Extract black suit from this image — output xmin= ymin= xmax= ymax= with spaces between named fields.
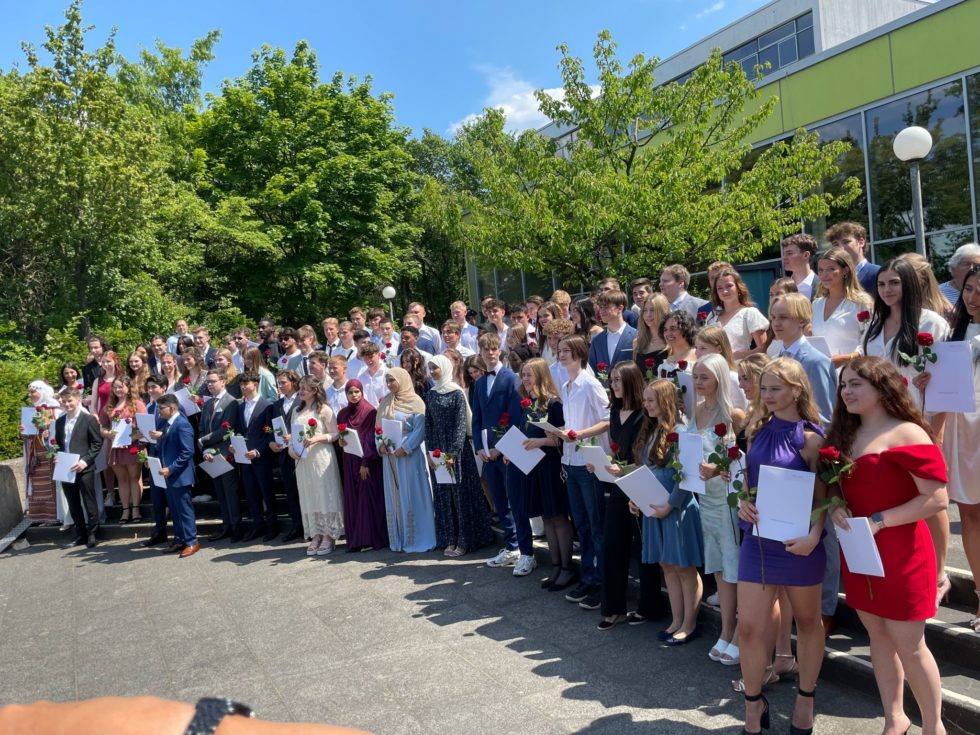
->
xmin=54 ymin=411 xmax=104 ymax=538
xmin=235 ymin=396 xmax=276 ymax=532
xmin=272 ymin=394 xmax=302 ymax=531
xmin=202 ymin=346 xmax=217 ymax=369
xmin=199 ymin=392 xmax=242 ymax=532
xmin=82 ymin=361 xmax=103 ymax=390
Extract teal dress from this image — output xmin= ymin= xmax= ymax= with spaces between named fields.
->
xmin=379 ymin=410 xmax=436 ymax=553
xmin=640 ymin=439 xmax=704 ymax=568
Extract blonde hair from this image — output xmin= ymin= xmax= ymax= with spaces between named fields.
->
xmin=771 ymin=292 xmax=813 ymax=326
xmin=216 ymin=348 xmax=239 ymax=380
xmin=694 ymin=326 xmax=736 ymax=370
xmin=550 ymin=289 xmax=572 ymax=307
xmin=520 ymin=357 xmax=560 ymax=402
xmin=747 ymin=357 xmax=822 ymax=441
xmin=896 ymin=252 xmax=952 ymax=314
xmin=695 ymin=353 xmax=735 ymax=437
xmin=635 ymin=293 xmax=670 ymax=353
xmin=635 ymin=379 xmax=681 ymax=467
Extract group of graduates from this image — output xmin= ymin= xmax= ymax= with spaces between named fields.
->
xmin=20 ymin=221 xmax=980 ymax=735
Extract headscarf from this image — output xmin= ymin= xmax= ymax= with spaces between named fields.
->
xmin=428 ymin=354 xmax=471 ymax=432
xmin=338 ymin=379 xmax=374 ymax=428
xmin=376 ymin=367 xmax=426 ymax=426
xmin=29 ymin=380 xmax=60 ymax=410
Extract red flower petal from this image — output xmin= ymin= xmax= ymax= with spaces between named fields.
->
xmin=432 ymin=449 xmax=442 ymax=458
xmin=677 ymin=360 xmax=688 ymax=370
xmin=666 ymin=432 xmax=679 ymax=443
xmin=713 ymin=423 xmax=727 ymax=438
xmin=916 ymin=332 xmax=934 ymax=347
xmin=308 ymin=418 xmax=317 ymax=427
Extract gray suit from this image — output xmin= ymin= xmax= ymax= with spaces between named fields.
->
xmin=671 ymin=292 xmax=709 ymax=320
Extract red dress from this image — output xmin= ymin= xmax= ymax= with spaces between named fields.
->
xmin=840 ymin=444 xmax=947 ymax=621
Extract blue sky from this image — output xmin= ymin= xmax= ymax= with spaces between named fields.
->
xmin=0 ymin=0 xmax=769 ymax=137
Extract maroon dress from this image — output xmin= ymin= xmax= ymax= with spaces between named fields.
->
xmin=337 ymin=387 xmax=389 ymax=551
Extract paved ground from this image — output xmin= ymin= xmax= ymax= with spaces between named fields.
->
xmin=1 ymin=537 xmax=891 ymax=734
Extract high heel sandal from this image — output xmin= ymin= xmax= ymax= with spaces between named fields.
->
xmin=118 ymin=507 xmax=131 ymax=524
xmin=789 ymin=687 xmax=815 ymax=735
xmin=970 ymin=590 xmax=980 ymax=633
xmin=937 ymin=573 xmax=951 ymax=607
xmin=131 ymin=504 xmax=143 ymax=523
xmin=773 ymin=652 xmax=799 ymax=679
xmin=741 ymin=692 xmax=769 ymax=734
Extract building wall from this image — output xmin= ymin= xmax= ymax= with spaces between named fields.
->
xmin=817 ymin=0 xmax=935 ymax=49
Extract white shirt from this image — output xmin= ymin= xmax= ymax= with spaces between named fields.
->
xmin=560 ymin=370 xmax=610 ymax=466
xmin=485 ymin=361 xmax=503 ymax=396
xmin=243 ymin=396 xmax=258 ymax=426
xmin=811 ymin=297 xmax=867 ymax=358
xmin=605 ymin=322 xmax=627 ymax=362
xmin=64 ymin=409 xmax=81 ymax=463
xmin=420 ymin=323 xmax=443 ymax=354
xmin=445 ymin=344 xmax=475 ymax=358
xmin=326 ymin=382 xmax=349 ymax=416
xmin=796 ymin=271 xmax=817 ymax=300
xmin=768 ymin=335 xmax=807 ymax=358
xmin=705 ymin=306 xmax=769 ymax=354
xmin=282 ymin=394 xmax=297 ymax=418
xmin=356 ymin=365 xmax=389 ymax=407
xmin=231 ymin=350 xmax=244 ymax=372
xmin=459 ymin=323 xmax=479 ymax=353
xmin=346 ymin=356 xmax=366 ymax=379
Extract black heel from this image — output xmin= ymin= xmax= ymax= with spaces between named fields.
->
xmin=742 ymin=692 xmax=769 ymax=734
xmin=789 ymin=687 xmax=815 ymax=735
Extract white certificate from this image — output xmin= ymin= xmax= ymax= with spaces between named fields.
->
xmin=924 ymin=340 xmax=977 ymax=413
xmin=52 ymin=452 xmax=80 ymax=483
xmin=430 ymin=452 xmax=457 ymax=484
xmin=474 ymin=430 xmax=487 ymax=475
xmin=677 ymin=432 xmax=706 ymax=494
xmin=837 ymin=516 xmax=885 ymax=577
xmin=174 ymin=388 xmax=201 ymax=417
xmin=20 ymin=407 xmax=39 ymax=436
xmin=111 ymin=419 xmax=133 ymax=448
xmin=494 ymin=425 xmax=544 ymax=475
xmin=578 ymin=444 xmax=619 ymax=483
xmin=290 ymin=422 xmax=307 ymax=459
xmin=808 ymin=335 xmax=832 ymax=358
xmin=530 ymin=420 xmax=563 ymax=433
xmin=678 ymin=372 xmax=696 ymax=420
xmin=381 ymin=418 xmax=404 ymax=448
xmin=146 ymin=456 xmax=167 ymax=488
xmin=230 ymin=434 xmax=251 ymax=464
xmin=753 ymin=465 xmax=815 ymax=542
xmin=270 ymin=416 xmax=288 ymax=446
xmin=341 ymin=429 xmax=363 ymax=458
xmin=135 ymin=412 xmax=157 ymax=444
xmin=199 ymin=453 xmax=235 ymax=478
xmin=615 ymin=465 xmax=670 ymax=516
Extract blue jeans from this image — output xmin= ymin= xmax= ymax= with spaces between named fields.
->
xmin=505 ymin=463 xmax=533 ymax=556
xmin=565 ymin=464 xmax=604 ymax=585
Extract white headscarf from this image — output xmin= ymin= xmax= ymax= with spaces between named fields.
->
xmin=29 ymin=380 xmax=59 ymax=409
xmin=428 ymin=354 xmax=471 ymax=433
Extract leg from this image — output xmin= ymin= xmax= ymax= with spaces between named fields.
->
xmin=124 ymin=464 xmax=142 ymax=520
xmin=76 ymin=472 xmax=100 ymax=537
xmin=820 ymin=515 xmax=841 ymax=619
xmin=241 ymin=467 xmax=266 ymax=533
xmin=679 ymin=565 xmax=703 ymax=635
xmin=150 ymin=483 xmax=168 ymax=539
xmin=504 ymin=467 xmax=533 ymax=556
xmin=564 ymin=466 xmax=595 ymax=583
xmin=717 ymin=573 xmax=738 ymax=644
xmin=784 ymin=584 xmax=825 ymax=731
xmin=256 ymin=461 xmax=278 ymax=531
xmin=552 ymin=514 xmax=576 ymax=586
xmin=171 ymin=484 xmax=198 ymax=547
xmin=958 ymin=502 xmax=980 ymax=622
xmin=111 ymin=465 xmax=130 ymax=520
xmin=600 ymin=488 xmax=633 ymax=618
xmin=638 ymin=561 xmax=668 ymax=619
xmin=661 ymin=564 xmax=684 ymax=633
xmin=62 ymin=480 xmax=87 ymax=538
xmin=737 ymin=581 xmax=780 ymax=733
xmin=577 ymin=471 xmax=605 ymax=587
xmin=884 ymin=618 xmax=947 ymax=735
xmin=484 ymin=460 xmax=516 ymax=550
xmin=856 ymin=610 xmax=913 ymax=735
xmin=164 ymin=485 xmax=186 ymax=545
xmin=281 ymin=460 xmax=302 ymax=532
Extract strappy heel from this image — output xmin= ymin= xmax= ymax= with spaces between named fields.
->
xmin=789 ymin=687 xmax=815 ymax=735
xmin=742 ymin=691 xmax=769 ymax=734
xmin=131 ymin=504 xmax=143 ymax=523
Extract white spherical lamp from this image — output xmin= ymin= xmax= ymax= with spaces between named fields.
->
xmin=382 ymin=286 xmax=396 ymax=300
xmin=893 ymin=126 xmax=933 ymax=162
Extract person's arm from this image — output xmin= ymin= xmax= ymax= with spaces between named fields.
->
xmin=400 ymin=412 xmax=427 ymax=453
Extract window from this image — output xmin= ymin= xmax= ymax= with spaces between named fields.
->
xmin=804 ymin=114 xmax=868 ymax=244
xmin=968 ymin=73 xmax=980 ymax=222
xmin=721 ymin=12 xmax=815 ymax=79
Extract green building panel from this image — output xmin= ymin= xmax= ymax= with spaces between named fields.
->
xmin=889 ymin=0 xmax=980 ymax=92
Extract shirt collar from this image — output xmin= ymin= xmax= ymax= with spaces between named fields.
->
xmin=782 ymin=336 xmax=806 ymax=355
xmin=167 ymin=413 xmax=179 ymax=426
xmin=608 ymin=322 xmax=627 ymax=336
xmin=670 ymin=291 xmax=688 ymax=308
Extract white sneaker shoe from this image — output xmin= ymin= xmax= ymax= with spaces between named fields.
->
xmin=706 ymin=592 xmax=720 ymax=607
xmin=486 ymin=548 xmax=520 ymax=567
xmin=512 ymin=555 xmax=537 ymax=576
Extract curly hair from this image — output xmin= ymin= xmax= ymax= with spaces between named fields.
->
xmin=104 ymin=375 xmax=140 ymax=418
xmin=659 ymin=310 xmax=699 ymax=347
xmin=633 ymin=379 xmax=680 ymax=468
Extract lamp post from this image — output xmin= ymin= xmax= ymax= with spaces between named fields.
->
xmin=892 ymin=125 xmax=933 ymax=258
xmin=382 ymin=286 xmax=396 ymax=323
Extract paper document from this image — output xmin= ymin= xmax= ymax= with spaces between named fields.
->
xmin=754 ymin=465 xmax=815 ymax=542
xmin=146 ymin=456 xmax=167 ymax=488
xmin=430 ymin=452 xmax=457 ymax=484
xmin=615 ymin=465 xmax=670 ymax=516
xmin=494 ymin=425 xmax=544 ymax=475
xmin=836 ymin=517 xmax=885 ymax=577
xmin=677 ymin=432 xmax=706 ymax=494
xmin=270 ymin=417 xmax=288 ymax=446
xmin=199 ymin=453 xmax=235 ymax=478
xmin=111 ymin=419 xmax=133 ymax=448
xmin=174 ymin=388 xmax=201 ymax=417
xmin=381 ymin=418 xmax=404 ymax=448
xmin=808 ymin=336 xmax=832 ymax=358
xmin=529 ymin=420 xmax=563 ymax=434
xmin=924 ymin=341 xmax=977 ymax=413
xmin=341 ymin=429 xmax=363 ymax=458
xmin=135 ymin=412 xmax=157 ymax=444
xmin=20 ymin=407 xmax=39 ymax=436
xmin=230 ymin=434 xmax=251 ymax=464
xmin=290 ymin=423 xmax=307 ymax=459
xmin=52 ymin=452 xmax=80 ymax=483
xmin=578 ymin=445 xmax=619 ymax=483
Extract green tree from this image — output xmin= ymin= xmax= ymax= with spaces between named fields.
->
xmin=453 ymin=32 xmax=861 ymax=286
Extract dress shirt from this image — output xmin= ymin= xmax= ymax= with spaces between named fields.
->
xmin=560 ymin=369 xmax=610 ymax=466
xmin=670 ymin=292 xmax=689 ymax=312
xmin=796 ymin=271 xmax=817 ymax=300
xmin=243 ymin=396 xmax=258 ymax=427
xmin=459 ymin=323 xmax=480 ymax=353
xmin=605 ymin=322 xmax=627 ymax=362
xmin=282 ymin=394 xmax=297 ymax=417
xmin=231 ymin=351 xmax=244 ymax=372
xmin=485 ymin=361 xmax=503 ymax=396
xmin=356 ymin=366 xmax=389 ymax=407
xmin=326 ymin=382 xmax=349 ymax=416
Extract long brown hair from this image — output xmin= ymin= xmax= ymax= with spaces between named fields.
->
xmin=611 ymin=361 xmax=645 ymax=412
xmin=105 ymin=376 xmax=139 ymax=418
xmin=824 ymin=356 xmax=934 ymax=462
xmin=711 ymin=268 xmax=752 ymax=309
xmin=634 ymin=379 xmax=680 ymax=468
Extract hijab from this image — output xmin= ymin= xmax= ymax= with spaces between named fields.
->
xmin=428 ymin=354 xmax=471 ymax=432
xmin=338 ymin=379 xmax=374 ymax=428
xmin=29 ymin=380 xmax=59 ymax=410
xmin=376 ymin=367 xmax=426 ymax=426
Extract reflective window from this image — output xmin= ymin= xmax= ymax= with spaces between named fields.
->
xmin=968 ymin=73 xmax=980 ymax=221
xmin=804 ymin=114 xmax=868 ymax=245
xmin=718 ymin=12 xmax=815 ymax=79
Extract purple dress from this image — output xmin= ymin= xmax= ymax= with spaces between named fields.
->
xmin=739 ymin=417 xmax=825 ymax=586
xmin=337 ymin=403 xmax=389 ymax=551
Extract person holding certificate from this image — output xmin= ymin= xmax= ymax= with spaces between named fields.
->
xmin=53 ymin=386 xmax=103 ymax=547
xmin=100 ymin=376 xmax=146 ymax=524
xmin=827 ymin=356 xmax=949 ymax=735
xmin=735 ymin=358 xmax=827 ymax=735
xmin=941 ymin=264 xmax=980 ymax=631
xmin=336 ymin=379 xmax=388 ymax=552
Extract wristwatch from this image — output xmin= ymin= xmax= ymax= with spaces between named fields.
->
xmin=184 ymin=698 xmax=254 ymax=735
xmin=871 ymin=512 xmax=886 ymax=531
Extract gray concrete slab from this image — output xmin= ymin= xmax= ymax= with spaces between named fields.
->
xmin=0 ymin=538 xmax=896 ymax=733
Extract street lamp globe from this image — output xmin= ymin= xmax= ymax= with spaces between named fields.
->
xmin=382 ymin=286 xmax=396 ymax=300
xmin=893 ymin=126 xmax=933 ymax=162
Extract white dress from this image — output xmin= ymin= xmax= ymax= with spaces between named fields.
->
xmin=706 ymin=307 xmax=769 ymax=354
xmin=293 ymin=405 xmax=345 ymax=539
xmin=942 ymin=325 xmax=980 ymax=504
xmin=811 ymin=297 xmax=867 ymax=359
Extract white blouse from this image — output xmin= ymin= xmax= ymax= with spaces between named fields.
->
xmin=811 ymin=297 xmax=869 ymax=359
xmin=706 ymin=306 xmax=769 ymax=354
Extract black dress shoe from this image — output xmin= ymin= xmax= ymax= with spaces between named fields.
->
xmin=230 ymin=528 xmax=244 ymax=543
xmin=68 ymin=536 xmax=87 ymax=547
xmin=86 ymin=533 xmax=98 ymax=548
xmin=243 ymin=527 xmax=266 ymax=542
xmin=142 ymin=535 xmax=168 ymax=548
xmin=263 ymin=528 xmax=279 ymax=542
xmin=207 ymin=528 xmax=231 ymax=542
xmin=281 ymin=527 xmax=303 ymax=543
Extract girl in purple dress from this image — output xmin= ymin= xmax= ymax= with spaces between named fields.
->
xmin=735 ymin=358 xmax=827 ymax=735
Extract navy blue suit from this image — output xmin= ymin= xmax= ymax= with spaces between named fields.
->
xmin=145 ymin=402 xmax=169 ymax=539
xmin=235 ymin=396 xmax=277 ymax=532
xmin=587 ymin=324 xmax=637 ymax=374
xmin=788 ymin=339 xmax=838 ymax=426
xmin=272 ymin=394 xmax=302 ymax=531
xmin=472 ymin=364 xmax=520 ymax=551
xmin=159 ymin=414 xmax=198 ymax=545
xmin=623 ymin=309 xmax=638 ymax=328
xmin=857 ymin=260 xmax=881 ymax=296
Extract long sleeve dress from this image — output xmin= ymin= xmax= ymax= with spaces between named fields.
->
xmin=337 ymin=405 xmax=388 ymax=552
xmin=379 ymin=410 xmax=436 ymax=552
xmin=425 ymin=390 xmax=494 ymax=552
xmin=293 ymin=404 xmax=345 ymax=540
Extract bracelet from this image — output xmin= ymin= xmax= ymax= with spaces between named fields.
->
xmin=183 ymin=697 xmax=254 ymax=735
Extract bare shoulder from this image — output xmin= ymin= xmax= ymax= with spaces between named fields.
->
xmin=888 ymin=420 xmax=931 ymax=447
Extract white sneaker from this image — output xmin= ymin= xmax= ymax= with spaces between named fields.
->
xmin=486 ymin=548 xmax=520 ymax=567
xmin=706 ymin=592 xmax=720 ymax=607
xmin=512 ymin=555 xmax=537 ymax=576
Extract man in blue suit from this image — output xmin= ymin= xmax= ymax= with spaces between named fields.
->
xmin=137 ymin=374 xmax=170 ymax=547
xmin=155 ymin=394 xmax=200 ymax=558
xmin=588 ymin=289 xmax=637 ymax=375
xmin=471 ymin=332 xmax=522 ymax=569
xmin=233 ymin=370 xmax=277 ymax=542
xmin=827 ymin=221 xmax=880 ymax=296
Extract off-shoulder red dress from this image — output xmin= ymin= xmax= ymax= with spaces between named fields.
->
xmin=839 ymin=444 xmax=947 ymax=621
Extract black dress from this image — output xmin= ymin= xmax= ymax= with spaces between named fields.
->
xmin=520 ymin=399 xmax=567 ymax=518
xmin=634 ymin=348 xmax=669 ymax=379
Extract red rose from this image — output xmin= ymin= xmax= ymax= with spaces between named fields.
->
xmin=916 ymin=332 xmax=934 ymax=347
xmin=308 ymin=418 xmax=317 ymax=427
xmin=902 ymin=376 xmax=909 ymax=387
xmin=597 ymin=362 xmax=607 ymax=372
xmin=567 ymin=429 xmax=578 ymax=440
xmin=379 ymin=353 xmax=387 ymax=360
xmin=129 ymin=446 xmax=139 ymax=455
xmin=677 ymin=360 xmax=688 ymax=370
xmin=609 ymin=441 xmax=620 ymax=453
xmin=432 ymin=448 xmax=442 ymax=458
xmin=499 ymin=411 xmax=510 ymax=427
xmin=226 ymin=453 xmax=234 ymax=462
xmin=713 ymin=423 xmax=727 ymax=438
xmin=75 ymin=382 xmax=84 ymax=390
xmin=262 ymin=425 xmax=272 ymax=434
xmin=666 ymin=432 xmax=679 ymax=443
xmin=263 ymin=349 xmax=271 ymax=357
xmin=644 ymin=358 xmax=655 ymax=368
xmin=221 ymin=421 xmax=230 ymax=429
xmin=819 ymin=446 xmax=841 ymax=462
xmin=520 ymin=398 xmax=532 ymax=409
xmin=182 ymin=377 xmax=190 ymax=384
xmin=856 ymin=310 xmax=871 ymax=323
xmin=125 ymin=418 xmax=132 ymax=424
xmin=337 ymin=423 xmax=347 ymax=433
xmin=727 ymin=446 xmax=740 ymax=460
xmin=375 ymin=427 xmax=383 ymax=435
xmin=195 ymin=397 xmax=205 ymax=406
xmin=385 ymin=342 xmax=392 ymax=349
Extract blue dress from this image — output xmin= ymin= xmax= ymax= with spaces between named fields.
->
xmin=379 ymin=410 xmax=437 ymax=553
xmin=740 ymin=416 xmax=825 ymax=586
xmin=640 ymin=439 xmax=704 ymax=568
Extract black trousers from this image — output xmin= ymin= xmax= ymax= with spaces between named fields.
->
xmin=600 ymin=485 xmax=669 ymax=618
xmin=63 ymin=470 xmax=100 ymax=537
xmin=279 ymin=457 xmax=302 ymax=529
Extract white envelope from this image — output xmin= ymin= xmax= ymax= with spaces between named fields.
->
xmin=111 ymin=419 xmax=133 ymax=448
xmin=146 ymin=456 xmax=167 ymax=488
xmin=924 ymin=340 xmax=977 ymax=413
xmin=20 ymin=407 xmax=39 ymax=436
xmin=677 ymin=432 xmax=706 ymax=494
xmin=430 ymin=452 xmax=457 ymax=484
xmin=381 ymin=418 xmax=404 ymax=448
xmin=341 ymin=428 xmax=363 ymax=458
xmin=837 ymin=516 xmax=885 ymax=577
xmin=174 ymin=388 xmax=201 ymax=417
xmin=615 ymin=465 xmax=671 ymax=516
xmin=135 ymin=412 xmax=157 ymax=444
xmin=199 ymin=453 xmax=235 ymax=478
xmin=753 ymin=465 xmax=815 ymax=542
xmin=578 ymin=444 xmax=619 ymax=483
xmin=270 ymin=416 xmax=288 ymax=446
xmin=52 ymin=452 xmax=80 ymax=483
xmin=230 ymin=434 xmax=251 ymax=464
xmin=494 ymin=425 xmax=544 ymax=475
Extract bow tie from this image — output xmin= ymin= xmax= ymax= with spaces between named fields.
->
xmin=486 ymin=370 xmax=497 ymax=376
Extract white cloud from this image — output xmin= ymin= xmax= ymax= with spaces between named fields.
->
xmin=696 ymin=1 xmax=725 ymax=19
xmin=449 ymin=65 xmax=598 ymax=135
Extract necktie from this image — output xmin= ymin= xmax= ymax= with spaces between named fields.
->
xmin=302 ymin=356 xmax=309 ymax=374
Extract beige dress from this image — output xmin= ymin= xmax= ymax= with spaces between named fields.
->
xmin=293 ymin=404 xmax=345 ymax=538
